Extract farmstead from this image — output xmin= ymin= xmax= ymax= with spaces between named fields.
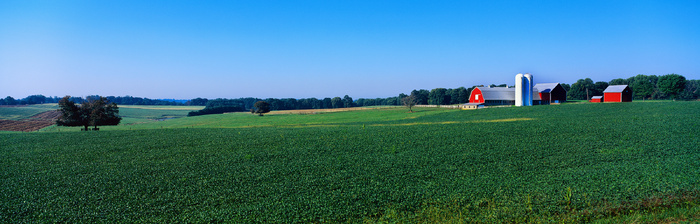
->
xmin=603 ymin=85 xmax=633 ymax=102
xmin=467 ymin=74 xmax=568 ymax=107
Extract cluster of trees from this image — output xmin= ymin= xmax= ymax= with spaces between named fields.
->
xmin=0 ymin=95 xmax=185 ymax=106
xmin=356 ymin=86 xmax=481 ymax=107
xmin=187 ymin=95 xmax=358 ymax=113
xmin=1 ymin=95 xmax=50 ymax=105
xmin=567 ymin=74 xmax=698 ymax=100
xmin=187 ymin=99 xmax=247 ymax=116
xmin=56 ymin=96 xmax=121 ymax=131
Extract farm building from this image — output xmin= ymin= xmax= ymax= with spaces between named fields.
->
xmin=533 ymin=83 xmax=567 ymax=104
xmin=590 ymin=96 xmax=603 ymax=103
xmin=603 ymin=85 xmax=632 ymax=102
xmin=459 ymin=103 xmax=482 ymax=110
xmin=469 ymin=87 xmax=516 ymax=106
xmin=468 ymin=86 xmax=551 ymax=106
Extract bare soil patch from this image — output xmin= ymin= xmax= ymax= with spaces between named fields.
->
xmin=0 ymin=110 xmax=61 ymax=132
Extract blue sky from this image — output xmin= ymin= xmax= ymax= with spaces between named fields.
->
xmin=1 ymin=0 xmax=699 ymax=99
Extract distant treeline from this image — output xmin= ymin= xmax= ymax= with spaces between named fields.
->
xmin=566 ymin=74 xmax=698 ymax=100
xmin=0 ymin=95 xmax=185 ymax=106
xmin=3 ymin=74 xmax=697 ymax=108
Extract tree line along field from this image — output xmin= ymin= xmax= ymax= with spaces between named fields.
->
xmin=1 ymin=102 xmax=699 ymax=222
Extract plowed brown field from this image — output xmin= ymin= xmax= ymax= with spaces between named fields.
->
xmin=0 ymin=110 xmax=61 ymax=132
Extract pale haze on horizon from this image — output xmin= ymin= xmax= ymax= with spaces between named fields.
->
xmin=1 ymin=0 xmax=699 ymax=100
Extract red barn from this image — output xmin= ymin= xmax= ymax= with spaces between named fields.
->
xmin=469 ymin=87 xmax=515 ymax=105
xmin=534 ymin=83 xmax=567 ymax=104
xmin=603 ymin=85 xmax=632 ymax=102
xmin=590 ymin=96 xmax=603 ymax=103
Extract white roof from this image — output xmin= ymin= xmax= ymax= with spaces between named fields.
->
xmin=591 ymin=96 xmax=603 ymax=99
xmin=477 ymin=87 xmax=542 ymax=101
xmin=603 ymin=85 xmax=629 ymax=93
xmin=533 ymin=83 xmax=560 ymax=93
xmin=478 ymin=87 xmax=515 ymax=101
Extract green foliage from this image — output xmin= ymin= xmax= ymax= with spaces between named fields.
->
xmin=428 ymin=88 xmax=449 ymax=105
xmin=187 ymin=99 xmax=245 ymax=116
xmin=657 ymin=74 xmax=687 ymax=100
xmin=2 ymin=102 xmax=699 ymax=222
xmin=252 ymin=101 xmax=271 ymax=116
xmin=56 ymin=96 xmax=122 ymax=130
xmin=568 ymin=78 xmax=595 ymax=100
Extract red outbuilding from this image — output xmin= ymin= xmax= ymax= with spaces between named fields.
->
xmin=534 ymin=83 xmax=567 ymax=104
xmin=590 ymin=96 xmax=603 ymax=103
xmin=603 ymin=85 xmax=632 ymax=102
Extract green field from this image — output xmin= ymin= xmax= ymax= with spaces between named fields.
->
xmin=0 ymin=104 xmax=58 ymax=120
xmin=1 ymin=102 xmax=699 ymax=223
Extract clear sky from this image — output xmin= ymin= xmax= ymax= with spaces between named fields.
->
xmin=1 ymin=0 xmax=699 ymax=99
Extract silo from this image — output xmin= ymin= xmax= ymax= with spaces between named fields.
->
xmin=515 ymin=73 xmax=524 ymax=106
xmin=524 ymin=73 xmax=533 ymax=106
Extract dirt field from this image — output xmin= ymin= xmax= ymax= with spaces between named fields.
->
xmin=0 ymin=110 xmax=61 ymax=132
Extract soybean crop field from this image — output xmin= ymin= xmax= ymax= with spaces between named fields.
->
xmin=1 ymin=102 xmax=699 ymax=223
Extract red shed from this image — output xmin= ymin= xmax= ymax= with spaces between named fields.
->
xmin=603 ymin=85 xmax=632 ymax=102
xmin=590 ymin=96 xmax=603 ymax=103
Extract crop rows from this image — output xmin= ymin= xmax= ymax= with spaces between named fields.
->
xmin=1 ymin=102 xmax=699 ymax=222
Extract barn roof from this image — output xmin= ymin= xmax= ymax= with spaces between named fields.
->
xmin=476 ymin=87 xmax=544 ymax=101
xmin=591 ymin=96 xmax=603 ymax=99
xmin=478 ymin=87 xmax=515 ymax=101
xmin=603 ymin=85 xmax=629 ymax=93
xmin=533 ymin=83 xmax=560 ymax=93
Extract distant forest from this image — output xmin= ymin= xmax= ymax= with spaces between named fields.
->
xmin=2 ymin=74 xmax=697 ymax=109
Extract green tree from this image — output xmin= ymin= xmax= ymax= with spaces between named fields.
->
xmin=401 ymin=94 xmax=417 ymax=112
xmin=456 ymin=87 xmax=469 ymax=104
xmin=631 ymin=74 xmax=656 ymax=100
xmin=679 ymin=80 xmax=699 ymax=100
xmin=609 ymin=78 xmax=628 ymax=85
xmin=428 ymin=88 xmax=448 ymax=105
xmin=593 ymin=81 xmax=609 ymax=96
xmin=410 ymin=89 xmax=429 ymax=105
xmin=657 ymin=74 xmax=687 ymax=100
xmin=343 ymin=95 xmax=354 ymax=108
xmin=331 ymin=97 xmax=343 ymax=108
xmin=2 ymin=96 xmax=17 ymax=105
xmin=252 ymin=101 xmax=271 ymax=116
xmin=568 ymin=78 xmax=595 ymax=100
xmin=560 ymin=83 xmax=571 ymax=92
xmin=56 ymin=96 xmax=121 ymax=131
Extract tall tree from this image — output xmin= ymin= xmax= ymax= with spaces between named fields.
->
xmin=56 ymin=96 xmax=121 ymax=131
xmin=343 ymin=95 xmax=354 ymax=108
xmin=410 ymin=89 xmax=429 ymax=105
xmin=609 ymin=78 xmax=628 ymax=85
xmin=428 ymin=88 xmax=448 ymax=105
xmin=2 ymin=96 xmax=17 ymax=105
xmin=401 ymin=94 xmax=417 ymax=112
xmin=568 ymin=78 xmax=595 ymax=100
xmin=331 ymin=97 xmax=343 ymax=108
xmin=252 ymin=101 xmax=271 ymax=116
xmin=593 ymin=81 xmax=609 ymax=96
xmin=679 ymin=80 xmax=699 ymax=100
xmin=456 ymin=87 xmax=469 ymax=104
xmin=657 ymin=74 xmax=687 ymax=100
xmin=631 ymin=74 xmax=656 ymax=100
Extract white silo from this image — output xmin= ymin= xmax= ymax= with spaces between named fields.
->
xmin=515 ymin=73 xmax=524 ymax=106
xmin=524 ymin=73 xmax=533 ymax=106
